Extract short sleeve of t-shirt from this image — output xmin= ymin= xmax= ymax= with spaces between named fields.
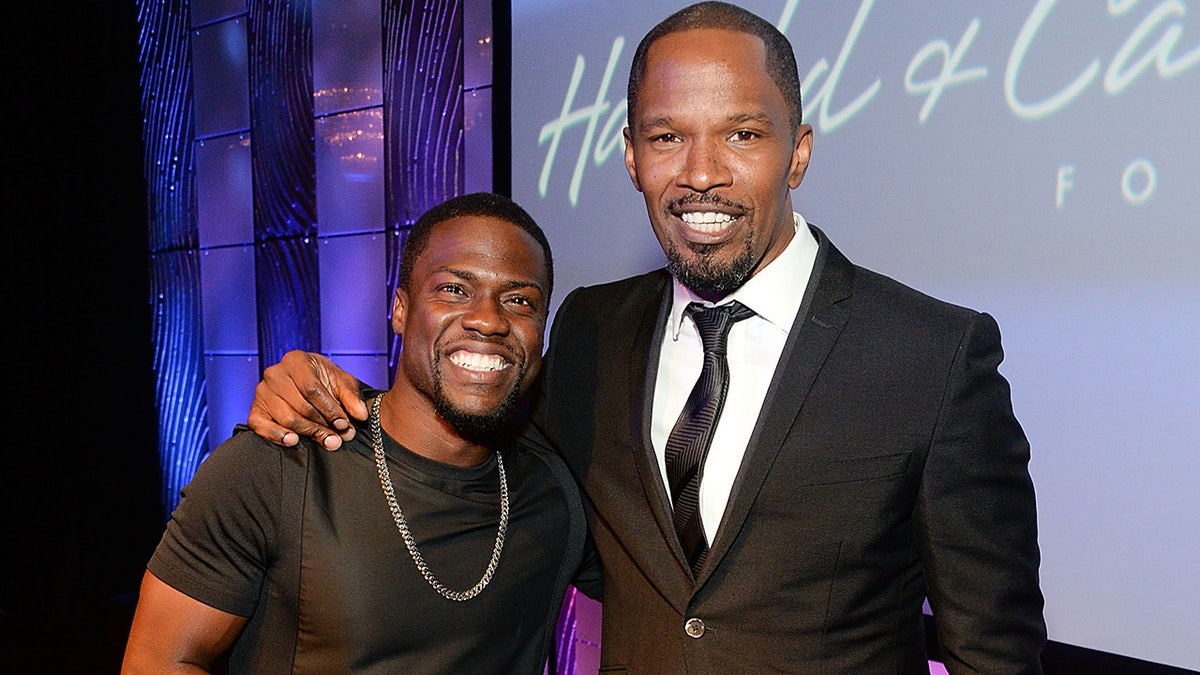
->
xmin=147 ymin=429 xmax=284 ymax=617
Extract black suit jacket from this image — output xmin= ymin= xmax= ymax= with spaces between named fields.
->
xmin=534 ymin=227 xmax=1045 ymax=674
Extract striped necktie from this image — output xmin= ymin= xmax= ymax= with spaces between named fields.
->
xmin=665 ymin=300 xmax=756 ymax=577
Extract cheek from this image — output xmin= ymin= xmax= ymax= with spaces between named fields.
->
xmin=742 ymin=165 xmax=789 ymax=204
xmin=408 ymin=319 xmax=448 ymax=358
xmin=632 ymin=152 xmax=677 ymax=191
xmin=523 ymin=328 xmax=545 ymax=363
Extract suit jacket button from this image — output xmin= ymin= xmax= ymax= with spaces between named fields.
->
xmin=684 ymin=617 xmax=705 ymax=638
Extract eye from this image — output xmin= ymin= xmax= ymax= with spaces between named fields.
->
xmin=438 ymin=283 xmax=467 ymax=296
xmin=730 ymin=129 xmax=759 ymax=142
xmin=506 ymin=294 xmax=536 ymax=309
xmin=502 ymin=291 xmax=543 ymax=315
xmin=650 ymin=132 xmax=681 ymax=144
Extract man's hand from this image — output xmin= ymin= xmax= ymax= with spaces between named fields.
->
xmin=246 ymin=350 xmax=368 ymax=451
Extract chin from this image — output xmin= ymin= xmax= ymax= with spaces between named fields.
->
xmin=436 ymin=390 xmax=523 ymax=440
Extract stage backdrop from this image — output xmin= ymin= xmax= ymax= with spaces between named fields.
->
xmin=512 ymin=0 xmax=1199 ymax=671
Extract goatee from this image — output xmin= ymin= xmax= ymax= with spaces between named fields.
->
xmin=432 ymin=359 xmax=527 ymax=444
xmin=666 ymin=239 xmax=756 ymax=298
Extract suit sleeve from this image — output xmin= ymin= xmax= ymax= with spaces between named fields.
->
xmin=532 ymin=287 xmax=604 ymax=600
xmin=918 ymin=311 xmax=1046 ymax=674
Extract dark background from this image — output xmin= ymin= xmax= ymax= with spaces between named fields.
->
xmin=4 ymin=3 xmax=162 ymax=672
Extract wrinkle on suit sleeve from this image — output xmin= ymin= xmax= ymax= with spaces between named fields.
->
xmin=917 ymin=311 xmax=1047 ymax=674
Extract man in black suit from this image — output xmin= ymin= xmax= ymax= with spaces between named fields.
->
xmin=246 ymin=3 xmax=1046 ymax=672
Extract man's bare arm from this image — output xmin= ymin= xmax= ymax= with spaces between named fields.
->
xmin=121 ymin=572 xmax=248 ymax=673
xmin=246 ymin=350 xmax=368 ymax=451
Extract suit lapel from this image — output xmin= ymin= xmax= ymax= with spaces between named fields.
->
xmin=699 ymin=227 xmax=855 ymax=583
xmin=629 ymin=279 xmax=677 ymax=527
xmin=581 ymin=273 xmax=698 ymax=601
xmin=627 ymin=279 xmax=701 ymax=586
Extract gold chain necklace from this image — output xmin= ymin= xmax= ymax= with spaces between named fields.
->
xmin=370 ymin=395 xmax=508 ymax=602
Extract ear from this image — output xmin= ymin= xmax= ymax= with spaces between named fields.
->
xmin=623 ymin=126 xmax=643 ymax=192
xmin=390 ymin=288 xmax=407 ymax=336
xmin=787 ymin=124 xmax=814 ymax=190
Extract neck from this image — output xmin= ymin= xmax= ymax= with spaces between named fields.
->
xmin=376 ymin=391 xmax=495 ymax=467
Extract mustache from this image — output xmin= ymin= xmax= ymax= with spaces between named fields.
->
xmin=669 ymin=192 xmax=745 ymax=212
xmin=440 ymin=335 xmax=521 ymax=361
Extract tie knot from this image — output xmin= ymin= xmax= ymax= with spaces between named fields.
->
xmin=686 ymin=301 xmax=756 ymax=354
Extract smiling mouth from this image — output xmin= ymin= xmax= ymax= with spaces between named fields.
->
xmin=678 ymin=210 xmax=739 ymax=241
xmin=449 ymin=350 xmax=511 ymax=372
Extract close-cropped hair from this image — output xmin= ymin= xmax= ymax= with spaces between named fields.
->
xmin=626 ymin=1 xmax=804 ymax=131
xmin=398 ymin=192 xmax=554 ymax=301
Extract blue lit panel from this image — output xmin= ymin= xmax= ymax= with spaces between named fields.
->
xmin=329 ymin=354 xmax=390 ymax=395
xmin=464 ymin=87 xmax=493 ymax=195
xmin=315 ymin=109 xmax=385 ymax=235
xmin=312 ymin=0 xmax=382 ymax=117
xmin=254 ymin=237 xmax=321 ymax=366
xmin=463 ymin=0 xmax=493 ymax=91
xmin=190 ymin=0 xmax=245 ymax=27
xmin=319 ymin=233 xmax=389 ymax=354
xmin=382 ymin=0 xmax=464 ymax=230
xmin=141 ymin=0 xmax=209 ymax=517
xmin=191 ymin=17 xmax=249 ymax=138
xmin=139 ymin=0 xmax=484 ymax=553
xmin=204 ymin=353 xmax=261 ymax=452
xmin=197 ymin=134 xmax=254 ymax=248
xmin=200 ymin=244 xmax=257 ymax=352
xmin=150 ymin=249 xmax=209 ymax=515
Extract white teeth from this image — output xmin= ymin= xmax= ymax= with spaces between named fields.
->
xmin=681 ymin=211 xmax=734 ymax=233
xmin=449 ymin=351 xmax=509 ymax=372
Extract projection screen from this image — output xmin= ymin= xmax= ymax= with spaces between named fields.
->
xmin=512 ymin=1 xmax=1199 ymax=670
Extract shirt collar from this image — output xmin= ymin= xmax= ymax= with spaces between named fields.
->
xmin=669 ymin=212 xmax=818 ymax=339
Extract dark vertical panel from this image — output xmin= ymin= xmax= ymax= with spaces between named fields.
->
xmin=383 ymin=0 xmax=465 ymax=376
xmin=491 ymin=0 xmax=511 ymax=196
xmin=138 ymin=0 xmax=211 ymax=516
xmin=249 ymin=0 xmax=320 ymax=367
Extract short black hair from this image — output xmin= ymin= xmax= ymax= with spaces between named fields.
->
xmin=627 ymin=1 xmax=803 ymax=131
xmin=398 ymin=192 xmax=554 ymax=301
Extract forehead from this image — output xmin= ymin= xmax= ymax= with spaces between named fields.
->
xmin=417 ymin=215 xmax=548 ymax=285
xmin=636 ymin=28 xmax=780 ymax=120
xmin=647 ymin=26 xmax=767 ymax=66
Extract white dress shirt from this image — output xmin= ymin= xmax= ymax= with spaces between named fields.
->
xmin=651 ymin=213 xmax=819 ymax=543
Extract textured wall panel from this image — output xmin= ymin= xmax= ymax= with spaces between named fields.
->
xmin=137 ymin=0 xmax=477 ymax=539
xmin=383 ymin=0 xmax=465 ymax=376
xmin=190 ymin=17 xmax=250 ymax=137
xmin=138 ymin=0 xmax=210 ymax=516
xmin=249 ymin=0 xmax=320 ymax=367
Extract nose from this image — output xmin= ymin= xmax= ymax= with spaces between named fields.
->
xmin=461 ymin=296 xmax=510 ymax=336
xmin=677 ymin=137 xmax=732 ymax=192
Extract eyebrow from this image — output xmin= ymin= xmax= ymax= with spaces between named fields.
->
xmin=437 ymin=267 xmax=546 ymax=294
xmin=639 ymin=111 xmax=775 ymax=129
xmin=730 ymin=111 xmax=773 ymax=125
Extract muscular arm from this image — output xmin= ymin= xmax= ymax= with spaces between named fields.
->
xmin=246 ymin=350 xmax=370 ymax=450
xmin=121 ymin=571 xmax=248 ymax=673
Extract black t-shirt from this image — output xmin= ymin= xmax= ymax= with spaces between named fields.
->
xmin=149 ymin=420 xmax=588 ymax=674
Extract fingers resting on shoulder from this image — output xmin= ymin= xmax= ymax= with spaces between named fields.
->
xmin=245 ymin=350 xmax=367 ymax=451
